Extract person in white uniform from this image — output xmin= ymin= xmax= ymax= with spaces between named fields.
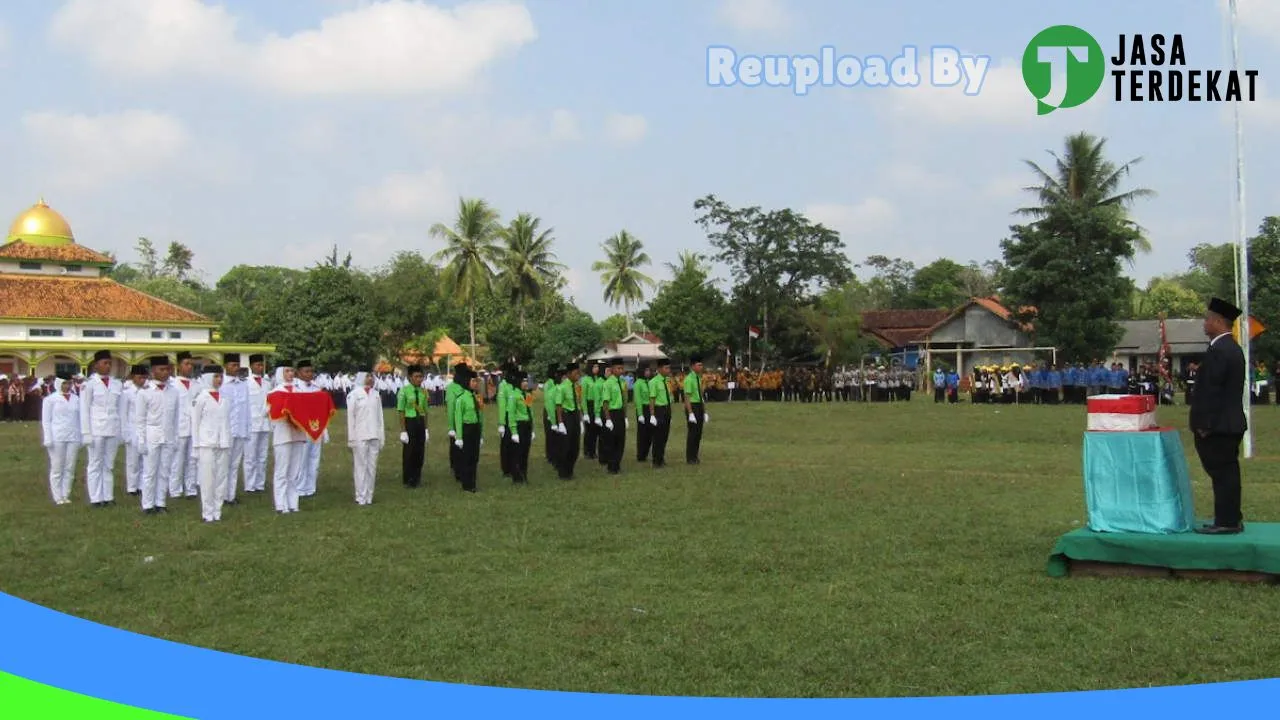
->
xmin=42 ymin=378 xmax=82 ymax=505
xmin=346 ymin=371 xmax=385 ymax=505
xmin=293 ymin=359 xmax=327 ymax=497
xmin=268 ymin=362 xmax=305 ymax=514
xmin=79 ymin=349 xmax=122 ymax=507
xmin=244 ymin=353 xmax=272 ymax=493
xmin=220 ymin=353 xmax=250 ymax=505
xmin=169 ymin=351 xmax=201 ymax=498
xmin=192 ymin=365 xmax=232 ymax=523
xmin=120 ymin=364 xmax=150 ymax=496
xmin=135 ymin=355 xmax=178 ymax=515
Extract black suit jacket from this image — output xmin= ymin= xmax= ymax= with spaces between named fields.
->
xmin=1188 ymin=333 xmax=1248 ymax=435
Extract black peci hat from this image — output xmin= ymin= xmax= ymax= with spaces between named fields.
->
xmin=657 ymin=358 xmax=670 ymax=367
xmin=248 ymin=354 xmax=265 ymax=364
xmin=129 ymin=364 xmax=149 ymax=376
xmin=565 ymin=362 xmax=579 ymax=372
xmin=223 ymin=353 xmax=242 ymax=364
xmin=296 ymin=359 xmax=314 ymax=370
xmin=610 ymin=357 xmax=624 ymax=367
xmin=689 ymin=354 xmax=703 ymax=364
xmin=1208 ymin=297 xmax=1243 ymax=322
xmin=148 ymin=355 xmax=171 ymax=368
xmin=176 ymin=351 xmax=192 ymax=362
xmin=203 ymin=364 xmax=225 ymax=375
xmin=406 ymin=364 xmax=424 ymax=375
xmin=92 ymin=349 xmax=112 ymax=363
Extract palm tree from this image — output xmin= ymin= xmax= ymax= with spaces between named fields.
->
xmin=497 ymin=213 xmax=565 ymax=330
xmin=1017 ymin=131 xmax=1156 ymax=256
xmin=663 ymin=250 xmax=710 ymax=279
xmin=429 ymin=197 xmax=502 ymax=361
xmin=591 ymin=230 xmax=655 ymax=336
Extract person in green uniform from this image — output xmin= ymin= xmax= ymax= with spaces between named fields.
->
xmin=593 ymin=361 xmax=610 ymax=466
xmin=581 ymin=362 xmax=601 ymax=460
xmin=445 ymin=363 xmax=468 ymax=483
xmin=543 ymin=365 xmax=561 ymax=466
xmin=684 ymin=355 xmax=707 ymax=465
xmin=497 ymin=366 xmax=514 ymax=478
xmin=648 ymin=358 xmax=673 ymax=468
xmin=556 ymin=362 xmax=582 ymax=479
xmin=506 ymin=370 xmax=534 ymax=484
xmin=634 ymin=362 xmax=653 ymax=462
xmin=601 ymin=357 xmax=627 ymax=474
xmin=396 ymin=364 xmax=428 ymax=488
xmin=452 ymin=372 xmax=482 ymax=493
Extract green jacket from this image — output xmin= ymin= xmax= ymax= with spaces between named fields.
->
xmin=601 ymin=375 xmax=625 ymax=411
xmin=445 ymin=381 xmax=464 ymax=434
xmin=543 ymin=381 xmax=559 ymax=421
xmin=633 ymin=375 xmax=650 ymax=416
xmin=558 ymin=378 xmax=578 ymax=413
xmin=649 ymin=374 xmax=671 ymax=407
xmin=452 ymin=390 xmax=481 ymax=433
xmin=507 ymin=388 xmax=532 ymax=433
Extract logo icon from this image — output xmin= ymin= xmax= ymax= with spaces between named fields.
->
xmin=309 ymin=419 xmax=320 ymax=432
xmin=1022 ymin=25 xmax=1105 ymax=115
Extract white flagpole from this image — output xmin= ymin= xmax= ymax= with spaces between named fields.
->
xmin=1229 ymin=0 xmax=1252 ymax=459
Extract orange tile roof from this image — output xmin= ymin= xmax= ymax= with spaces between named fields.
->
xmin=0 ymin=274 xmax=212 ymax=324
xmin=0 ymin=241 xmax=113 ymax=265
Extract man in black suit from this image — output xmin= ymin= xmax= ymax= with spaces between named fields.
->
xmin=1190 ymin=297 xmax=1249 ymax=535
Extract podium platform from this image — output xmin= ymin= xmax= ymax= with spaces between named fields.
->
xmin=1081 ymin=428 xmax=1195 ymax=534
xmin=1048 ymin=523 xmax=1280 ymax=583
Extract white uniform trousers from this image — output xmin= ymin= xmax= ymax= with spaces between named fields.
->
xmin=245 ymin=432 xmax=270 ymax=492
xmin=169 ymin=436 xmax=198 ymax=497
xmin=272 ymin=441 xmax=305 ymax=513
xmin=198 ymin=446 xmax=229 ymax=522
xmin=47 ymin=442 xmax=78 ymax=505
xmin=352 ymin=439 xmax=380 ymax=505
xmin=300 ymin=441 xmax=321 ymax=496
xmin=84 ymin=436 xmax=120 ymax=504
xmin=141 ymin=445 xmax=173 ymax=511
xmin=226 ymin=437 xmax=247 ymax=501
xmin=124 ymin=442 xmax=143 ymax=494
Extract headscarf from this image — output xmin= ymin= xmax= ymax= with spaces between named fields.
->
xmin=271 ymin=366 xmax=291 ymax=388
xmin=200 ymin=366 xmax=223 ymax=389
xmin=52 ymin=378 xmax=68 ymax=395
xmin=353 ymin=371 xmax=370 ymax=391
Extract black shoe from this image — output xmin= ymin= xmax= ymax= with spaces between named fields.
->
xmin=1194 ymin=524 xmax=1244 ymax=535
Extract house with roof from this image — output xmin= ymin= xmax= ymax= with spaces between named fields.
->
xmin=1110 ymin=319 xmax=1207 ymax=373
xmin=917 ymin=297 xmax=1045 ymax=376
xmin=0 ymin=198 xmax=273 ymax=379
xmin=859 ymin=309 xmax=951 ymax=368
xmin=583 ymin=331 xmax=668 ymax=369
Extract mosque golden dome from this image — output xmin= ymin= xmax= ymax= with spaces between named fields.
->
xmin=6 ymin=198 xmax=75 ymax=246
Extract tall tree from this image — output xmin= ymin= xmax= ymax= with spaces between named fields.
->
xmin=862 ymin=255 xmax=916 ymax=308
xmin=692 ymin=195 xmax=853 ymax=356
xmin=640 ymin=251 xmax=730 ymax=361
xmin=215 ymin=265 xmax=306 ymax=343
xmin=369 ymin=252 xmax=456 ymax=366
xmin=799 ymin=282 xmax=870 ymax=368
xmin=1128 ymin=278 xmax=1203 ymax=320
xmin=162 ymin=241 xmax=195 ymax=281
xmin=907 ymin=258 xmax=970 ymax=309
xmin=598 ymin=314 xmax=630 ymax=342
xmin=591 ymin=230 xmax=654 ymax=335
xmin=270 ymin=266 xmax=381 ymax=371
xmin=430 ymin=198 xmax=503 ymax=361
xmin=135 ymin=237 xmax=159 ymax=280
xmin=496 ymin=213 xmax=564 ymax=329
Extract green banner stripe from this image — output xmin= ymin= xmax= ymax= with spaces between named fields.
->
xmin=0 ymin=671 xmax=192 ymax=718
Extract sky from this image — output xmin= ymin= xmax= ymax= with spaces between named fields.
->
xmin=2 ymin=0 xmax=1279 ymax=321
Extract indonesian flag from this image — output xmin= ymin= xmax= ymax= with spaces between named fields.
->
xmin=748 ymin=325 xmax=760 ymax=339
xmin=267 ymin=390 xmax=336 ymax=442
xmin=1158 ymin=316 xmax=1172 ymax=383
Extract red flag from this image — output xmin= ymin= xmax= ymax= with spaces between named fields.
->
xmin=1158 ymin=316 xmax=1172 ymax=383
xmin=267 ymin=390 xmax=336 ymax=442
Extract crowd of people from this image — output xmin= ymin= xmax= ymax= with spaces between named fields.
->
xmin=34 ymin=349 xmax=717 ymax=518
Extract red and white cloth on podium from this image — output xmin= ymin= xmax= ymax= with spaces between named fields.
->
xmin=1085 ymin=394 xmax=1157 ymax=432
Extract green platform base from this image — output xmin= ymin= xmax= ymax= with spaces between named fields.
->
xmin=1048 ymin=522 xmax=1280 ymax=583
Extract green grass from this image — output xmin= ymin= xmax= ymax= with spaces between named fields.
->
xmin=3 ymin=398 xmax=1280 ymax=698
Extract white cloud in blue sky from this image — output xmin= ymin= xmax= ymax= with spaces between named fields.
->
xmin=2 ymin=0 xmax=1279 ymax=319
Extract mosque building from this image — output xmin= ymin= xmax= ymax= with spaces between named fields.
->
xmin=0 ymin=198 xmax=273 ymax=379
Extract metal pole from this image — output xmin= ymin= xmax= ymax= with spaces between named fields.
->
xmin=1229 ymin=0 xmax=1253 ymax=459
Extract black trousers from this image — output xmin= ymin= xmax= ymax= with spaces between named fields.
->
xmin=597 ymin=409 xmax=614 ymax=466
xmin=934 ymin=387 xmax=945 ymax=402
xmin=544 ymin=415 xmax=557 ymax=464
xmin=583 ymin=401 xmax=598 ymax=459
xmin=686 ymin=402 xmax=705 ymax=463
xmin=637 ymin=406 xmax=653 ymax=461
xmin=460 ymin=423 xmax=481 ymax=492
xmin=1194 ymin=433 xmax=1244 ymax=527
xmin=607 ymin=408 xmax=626 ymax=473
xmin=402 ymin=416 xmax=426 ymax=487
xmin=651 ymin=406 xmax=671 ymax=466
xmin=558 ymin=410 xmax=580 ymax=479
xmin=511 ymin=420 xmax=532 ymax=483
xmin=499 ymin=426 xmax=512 ymax=477
xmin=449 ymin=426 xmax=462 ymax=482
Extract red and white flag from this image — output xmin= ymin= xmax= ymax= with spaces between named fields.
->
xmin=748 ymin=326 xmax=760 ymax=340
xmin=1158 ymin=315 xmax=1172 ymax=383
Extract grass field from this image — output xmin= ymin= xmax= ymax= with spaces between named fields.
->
xmin=2 ymin=397 xmax=1280 ymax=698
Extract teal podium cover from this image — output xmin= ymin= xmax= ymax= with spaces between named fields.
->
xmin=1081 ymin=429 xmax=1196 ymax=534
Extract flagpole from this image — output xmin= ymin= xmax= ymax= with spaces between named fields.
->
xmin=1229 ymin=0 xmax=1252 ymax=459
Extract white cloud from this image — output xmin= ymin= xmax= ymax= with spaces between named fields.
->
xmin=410 ymin=110 xmax=585 ymax=162
xmin=549 ymin=109 xmax=581 ymax=141
xmin=803 ymin=198 xmax=897 ymax=238
xmin=49 ymin=0 xmax=537 ymax=96
xmin=354 ymin=168 xmax=456 ymax=221
xmin=1228 ymin=0 xmax=1280 ymax=39
xmin=604 ymin=113 xmax=648 ymax=144
xmin=22 ymin=110 xmax=190 ymax=190
xmin=716 ymin=0 xmax=792 ymax=33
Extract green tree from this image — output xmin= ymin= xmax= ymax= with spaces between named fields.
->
xmin=531 ymin=314 xmax=604 ymax=373
xmin=692 ymin=194 xmax=853 ymax=358
xmin=862 ymin=255 xmax=917 ymax=308
xmin=591 ymin=230 xmax=655 ymax=335
xmin=1177 ymin=219 xmax=1280 ymax=362
xmin=271 ymin=266 xmax=381 ymax=371
xmin=639 ymin=251 xmax=730 ymax=360
xmin=214 ymin=265 xmax=305 ymax=343
xmin=599 ymin=314 xmax=630 ymax=342
xmin=496 ymin=213 xmax=564 ymax=330
xmin=1129 ymin=278 xmax=1204 ymax=320
xmin=369 ymin=252 xmax=457 ymax=368
xmin=430 ymin=198 xmax=503 ymax=361
xmin=161 ymin=241 xmax=195 ymax=281
xmin=799 ymin=282 xmax=871 ymax=368
xmin=907 ymin=258 xmax=970 ymax=309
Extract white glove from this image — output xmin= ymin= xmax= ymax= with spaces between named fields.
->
xmin=43 ymin=439 xmax=52 ymax=449
xmin=531 ymin=432 xmax=536 ymax=441
xmin=688 ymin=412 xmax=697 ymax=423
xmin=626 ymin=417 xmax=630 ymax=429
xmin=498 ymin=425 xmax=506 ymax=437
xmin=594 ymin=416 xmax=603 ymax=426
xmin=454 ymin=438 xmax=463 ymax=449
xmin=448 ymin=429 xmax=456 ymax=439
xmin=480 ymin=437 xmax=484 ymax=447
xmin=556 ymin=423 xmax=566 ymax=434
xmin=512 ymin=434 xmax=520 ymax=444
xmin=322 ymin=429 xmax=330 ymax=444
xmin=703 ymin=413 xmax=710 ymax=425
xmin=649 ymin=415 xmax=658 ymax=426
xmin=399 ymin=431 xmax=409 ymax=444
xmin=605 ymin=419 xmax=614 ymax=431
